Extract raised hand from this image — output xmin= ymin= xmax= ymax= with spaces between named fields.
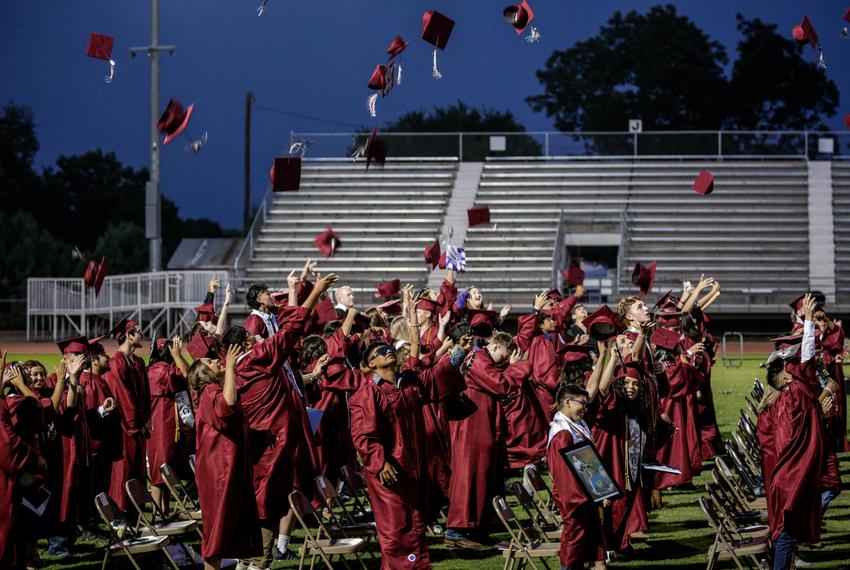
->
xmin=55 ymin=359 xmax=67 ymax=380
xmin=301 ymin=258 xmax=318 ymax=281
xmin=225 ymin=343 xmax=242 ymax=370
xmin=208 ymin=278 xmax=220 ymax=293
xmin=438 ymin=310 xmax=451 ymax=329
xmin=286 ymin=270 xmax=298 ymax=290
xmin=224 ymin=284 xmax=234 ymax=306
xmin=314 ymin=273 xmax=339 ymax=293
xmin=509 ymin=349 xmax=523 ymax=365
xmin=802 ymin=293 xmax=816 ymax=321
xmin=533 ymin=291 xmax=549 ymax=310
xmin=102 ymin=397 xmax=116 ymax=413
xmin=169 ymin=336 xmax=183 ymax=357
xmin=312 ymin=354 xmax=331 ymax=377
xmin=67 ymin=354 xmax=86 ymax=378
xmin=499 ymin=305 xmax=511 ymax=319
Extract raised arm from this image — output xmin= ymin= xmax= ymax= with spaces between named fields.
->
xmin=223 ymin=344 xmax=241 ymax=407
xmin=682 ymin=275 xmax=714 ymax=314
xmin=215 ymin=284 xmax=233 ymax=336
xmin=341 ymin=306 xmax=357 ymax=337
xmin=585 ymin=342 xmax=611 ymax=402
xmin=169 ymin=337 xmax=190 ymax=377
xmin=65 ymin=354 xmax=85 ymax=410
xmin=50 ymin=360 xmax=67 ymax=412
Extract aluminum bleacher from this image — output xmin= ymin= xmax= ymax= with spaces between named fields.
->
xmin=244 ymin=158 xmax=457 ymax=293
xmin=462 ymin=159 xmax=810 ymax=311
xmin=832 ymin=161 xmax=850 ymax=304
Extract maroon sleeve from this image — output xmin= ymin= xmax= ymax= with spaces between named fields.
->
xmin=552 ymin=294 xmax=580 ymax=332
xmin=436 ymin=278 xmax=457 ymax=316
xmin=514 ymin=313 xmax=538 ymax=353
xmin=250 ymin=306 xmax=311 ymax=371
xmin=418 ymin=353 xmax=467 ymax=401
xmin=349 ymin=385 xmax=386 ymax=476
xmin=243 ymin=314 xmax=266 ymax=338
xmin=529 ymin=337 xmax=561 ymax=392
xmin=463 ymin=351 xmax=511 ymax=397
xmin=0 ymin=397 xmax=40 ymax=476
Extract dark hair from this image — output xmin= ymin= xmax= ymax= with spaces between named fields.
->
xmin=555 ymin=383 xmax=589 ymax=407
xmin=148 ymin=341 xmax=175 ymax=366
xmin=302 ymin=335 xmax=328 ymax=367
xmin=323 ymin=321 xmax=343 ymax=337
xmin=679 ymin=313 xmax=701 ymax=342
xmin=766 ymin=358 xmax=787 ymax=390
xmin=246 ymin=283 xmax=269 ymax=310
xmin=222 ymin=326 xmax=249 ymax=349
xmin=451 ymin=321 xmax=473 ymax=343
xmin=560 ymin=359 xmax=593 ymax=386
xmin=22 ymin=360 xmax=47 ymax=374
xmin=187 ymin=359 xmax=219 ymax=408
xmin=612 ymin=377 xmax=650 ymax=427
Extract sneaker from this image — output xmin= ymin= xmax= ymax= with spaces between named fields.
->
xmin=45 ymin=537 xmax=70 ymax=559
xmin=629 ymin=531 xmax=649 ymax=542
xmin=272 ymin=547 xmax=297 ymax=561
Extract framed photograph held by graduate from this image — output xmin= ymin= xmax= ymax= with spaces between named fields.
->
xmin=559 ymin=441 xmax=623 ymax=504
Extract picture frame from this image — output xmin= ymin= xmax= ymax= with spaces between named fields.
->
xmin=559 ymin=440 xmax=623 ymax=504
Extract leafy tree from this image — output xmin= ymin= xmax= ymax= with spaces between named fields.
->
xmin=376 ymin=101 xmax=541 ymax=160
xmin=0 ymin=103 xmax=43 ymax=214
xmin=93 ymin=223 xmax=148 ymax=274
xmin=527 ymin=5 xmax=839 ymax=155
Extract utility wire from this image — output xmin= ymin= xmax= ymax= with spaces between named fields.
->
xmin=254 ymin=103 xmax=365 ymax=129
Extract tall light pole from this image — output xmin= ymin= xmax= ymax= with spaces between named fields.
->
xmin=130 ymin=0 xmax=175 ymax=272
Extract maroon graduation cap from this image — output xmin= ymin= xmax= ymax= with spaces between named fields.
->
xmin=375 ymin=279 xmax=401 ymax=299
xmin=314 ymin=298 xmax=339 ymax=325
xmin=582 ymin=305 xmax=625 ymax=341
xmin=86 ymin=32 xmax=116 ymax=82
xmin=563 ymin=261 xmax=585 ymax=288
xmin=387 ymin=35 xmax=410 ymax=59
xmin=417 ymin=298 xmax=438 ymax=313
xmin=377 ymin=299 xmax=403 ymax=316
xmin=503 ymin=1 xmax=534 ymax=34
xmin=467 ymin=205 xmax=491 ymax=227
xmin=693 ymin=170 xmax=714 ymax=195
xmin=314 ymin=226 xmax=341 ymax=257
xmin=271 ymin=156 xmax=302 ymax=192
xmin=195 ymin=302 xmax=218 ymax=324
xmin=558 ymin=342 xmax=593 ymax=363
xmin=157 ymin=98 xmax=195 ymax=146
xmin=187 ymin=332 xmax=216 ymax=360
xmin=83 ymin=257 xmax=107 ymax=296
xmin=424 ymin=239 xmax=441 ymax=269
xmin=365 ymin=128 xmax=387 ymax=170
xmin=57 ymin=335 xmax=89 ymax=356
xmin=631 ymin=261 xmax=657 ymax=298
xmin=422 ymin=10 xmax=454 ymax=78
xmin=650 ymin=327 xmax=680 ymax=352
xmin=792 ymin=15 xmax=819 ymax=48
xmin=468 ymin=309 xmax=498 ymax=337
xmin=367 ymin=63 xmax=394 ymax=97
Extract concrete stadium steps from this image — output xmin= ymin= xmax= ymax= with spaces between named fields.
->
xmin=463 ymin=159 xmax=810 ymax=308
xmin=245 ymin=159 xmax=458 ymax=289
xmin=832 ymin=162 xmax=850 ymax=302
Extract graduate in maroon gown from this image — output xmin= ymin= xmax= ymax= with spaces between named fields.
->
xmin=757 ymin=294 xmax=824 ymax=570
xmin=104 ymin=316 xmax=151 ymax=512
xmin=189 ymin=344 xmax=262 ymax=569
xmin=350 ymin=306 xmax=469 ymax=570
xmin=547 ymin=383 xmax=608 ymax=570
xmin=229 ymin=272 xmax=336 ymax=568
xmin=79 ymin=340 xmax=117 ymax=519
xmin=147 ymin=336 xmax=194 ymax=512
xmin=446 ymin=331 xmax=527 ymax=548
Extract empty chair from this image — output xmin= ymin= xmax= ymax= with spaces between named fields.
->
xmin=288 ymin=490 xmax=367 ymax=570
xmin=492 ymin=495 xmax=560 ymax=570
xmin=511 ymin=481 xmax=562 ymax=540
xmin=339 ymin=466 xmax=374 ymax=521
xmin=314 ymin=475 xmax=377 ymax=540
xmin=93 ymin=492 xmax=179 ymax=570
xmin=523 ymin=465 xmax=561 ymax=528
xmin=125 ymin=479 xmax=201 ymax=540
xmin=698 ymin=496 xmax=769 ymax=570
xmin=160 ymin=463 xmax=202 ymax=521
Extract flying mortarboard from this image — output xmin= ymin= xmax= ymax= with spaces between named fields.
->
xmin=631 ymin=261 xmax=657 ymax=297
xmin=86 ymin=32 xmax=117 ymax=83
xmin=365 ymin=128 xmax=387 ymax=171
xmin=563 ymin=261 xmax=585 ymax=288
xmin=792 ymin=16 xmax=826 ymax=69
xmin=271 ymin=156 xmax=302 ymax=192
xmin=375 ymin=279 xmax=401 ymax=299
xmin=417 ymin=298 xmax=438 ymax=313
xmin=387 ymin=35 xmax=409 ymax=86
xmin=693 ymin=170 xmax=714 ymax=195
xmin=314 ymin=298 xmax=339 ymax=325
xmin=57 ymin=335 xmax=89 ymax=356
xmin=422 ymin=10 xmax=454 ymax=78
xmin=157 ymin=98 xmax=207 ymax=152
xmin=83 ymin=257 xmax=107 ymax=297
xmin=195 ymin=302 xmax=218 ymax=324
xmin=788 ymin=293 xmax=822 ymax=313
xmin=503 ymin=1 xmax=540 ymax=42
xmin=314 ymin=226 xmax=341 ymax=257
xmin=424 ymin=239 xmax=441 ymax=269
xmin=366 ymin=63 xmax=395 ymax=117
xmin=843 ymin=114 xmax=850 ymax=130
xmin=377 ymin=299 xmax=403 ymax=316
xmin=582 ymin=305 xmax=625 ymax=341
xmin=467 ymin=205 xmax=491 ymax=227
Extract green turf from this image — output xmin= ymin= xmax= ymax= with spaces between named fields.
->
xmin=8 ymin=354 xmax=847 ymax=569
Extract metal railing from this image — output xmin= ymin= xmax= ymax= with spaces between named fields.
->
xmin=290 ymin=130 xmax=850 ymax=161
xmin=233 ymin=183 xmax=275 ymax=274
xmin=27 ymin=270 xmax=229 ymax=340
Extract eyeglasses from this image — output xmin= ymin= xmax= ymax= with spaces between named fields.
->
xmin=372 ymin=344 xmax=396 ymax=358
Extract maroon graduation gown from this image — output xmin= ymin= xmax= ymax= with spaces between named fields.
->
xmin=502 ymin=360 xmax=547 ymax=468
xmin=1 ymin=396 xmax=41 ymax=568
xmin=592 ymin=390 xmax=648 ymax=551
xmin=653 ymin=360 xmax=704 ymax=489
xmin=195 ymin=383 xmax=262 ymax=560
xmin=547 ymin=429 xmax=605 ymax=568
xmin=79 ymin=371 xmax=118 ymax=501
xmin=759 ymin=359 xmax=824 ymax=543
xmin=235 ymin=305 xmax=317 ymax=521
xmin=349 ymin=367 xmax=441 ymax=569
xmin=681 ymin=337 xmax=722 ymax=460
xmin=147 ymin=362 xmax=194 ymax=485
xmin=446 ymin=349 xmax=517 ymax=530
xmin=104 ymin=352 xmax=150 ymax=511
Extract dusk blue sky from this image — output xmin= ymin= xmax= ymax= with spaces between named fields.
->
xmin=2 ymin=1 xmax=848 ymax=229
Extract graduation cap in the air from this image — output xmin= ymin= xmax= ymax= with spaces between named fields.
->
xmin=157 ymin=98 xmax=207 ymax=152
xmin=693 ymin=170 xmax=714 ymax=195
xmin=375 ymin=279 xmax=401 ymax=299
xmin=270 ymin=156 xmax=302 ymax=192
xmin=792 ymin=16 xmax=826 ymax=68
xmin=467 ymin=205 xmax=491 ymax=227
xmin=563 ymin=261 xmax=585 ymax=288
xmin=582 ymin=305 xmax=626 ymax=341
xmin=314 ymin=227 xmax=341 ymax=258
xmin=86 ymin=32 xmax=117 ymax=83
xmin=424 ymin=239 xmax=441 ymax=269
xmin=365 ymin=128 xmax=387 ymax=170
xmin=631 ymin=262 xmax=657 ymax=298
xmin=366 ymin=63 xmax=395 ymax=118
xmin=83 ymin=257 xmax=107 ymax=297
xmin=503 ymin=1 xmax=540 ymax=42
xmin=422 ymin=10 xmax=454 ymax=78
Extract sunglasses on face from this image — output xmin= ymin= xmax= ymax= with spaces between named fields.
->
xmin=372 ymin=345 xmax=397 ymax=358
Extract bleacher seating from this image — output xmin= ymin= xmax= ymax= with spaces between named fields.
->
xmin=462 ymin=160 xmax=810 ymax=310
xmin=832 ymin=161 xmax=850 ymax=304
xmin=244 ymin=159 xmax=457 ymax=293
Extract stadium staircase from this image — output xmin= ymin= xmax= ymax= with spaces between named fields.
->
xmin=832 ymin=161 xmax=850 ymax=304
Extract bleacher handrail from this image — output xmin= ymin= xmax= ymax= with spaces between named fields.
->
xmin=233 ymin=183 xmax=274 ymax=274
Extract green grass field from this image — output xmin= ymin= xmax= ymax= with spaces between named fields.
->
xmin=7 ymin=352 xmax=848 ymax=569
